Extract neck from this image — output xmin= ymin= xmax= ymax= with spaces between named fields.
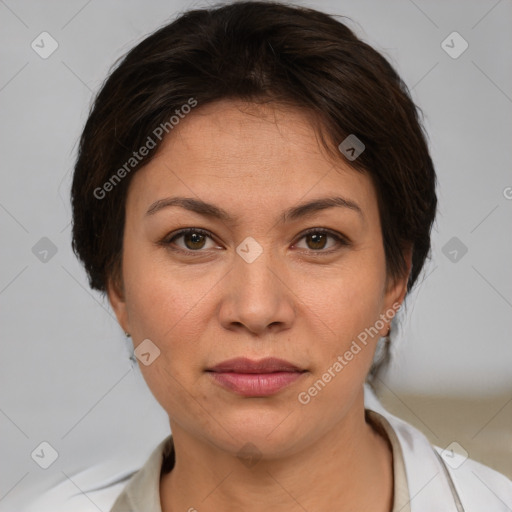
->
xmin=160 ymin=389 xmax=393 ymax=512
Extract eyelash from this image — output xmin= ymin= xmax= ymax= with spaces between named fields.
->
xmin=159 ymin=227 xmax=350 ymax=255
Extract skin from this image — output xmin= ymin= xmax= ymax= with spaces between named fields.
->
xmin=108 ymin=99 xmax=411 ymax=512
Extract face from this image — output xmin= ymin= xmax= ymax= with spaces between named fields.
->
xmin=108 ymin=99 xmax=409 ymax=458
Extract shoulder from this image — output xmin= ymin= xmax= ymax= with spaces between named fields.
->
xmin=365 ymin=391 xmax=512 ymax=511
xmin=22 ymin=467 xmax=137 ymax=512
xmin=23 ymin=435 xmax=173 ymax=512
xmin=432 ymin=444 xmax=512 ymax=511
xmin=109 ymin=434 xmax=173 ymax=512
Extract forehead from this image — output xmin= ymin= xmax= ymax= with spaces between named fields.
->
xmin=126 ymin=99 xmax=378 ymax=221
xmin=157 ymin=99 xmax=332 ymax=173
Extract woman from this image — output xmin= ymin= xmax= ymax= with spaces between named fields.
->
xmin=69 ymin=1 xmax=512 ymax=511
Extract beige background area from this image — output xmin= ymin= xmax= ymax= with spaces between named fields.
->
xmin=377 ymin=386 xmax=512 ymax=479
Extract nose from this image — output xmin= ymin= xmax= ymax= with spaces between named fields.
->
xmin=218 ymin=244 xmax=296 ymax=336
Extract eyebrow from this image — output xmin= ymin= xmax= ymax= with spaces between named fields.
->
xmin=145 ymin=195 xmax=364 ymax=223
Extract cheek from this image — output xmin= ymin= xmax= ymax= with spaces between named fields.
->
xmin=293 ymin=261 xmax=386 ymax=415
xmin=297 ymin=250 xmax=387 ymax=338
xmin=123 ymin=237 xmax=212 ymax=337
xmin=295 ymin=256 xmax=388 ymax=400
xmin=121 ymin=244 xmax=213 ymax=385
xmin=123 ymin=262 xmax=212 ymax=417
xmin=126 ymin=275 xmax=212 ymax=375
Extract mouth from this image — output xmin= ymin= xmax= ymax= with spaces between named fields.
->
xmin=206 ymin=357 xmax=307 ymax=397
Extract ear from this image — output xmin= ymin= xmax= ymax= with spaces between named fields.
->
xmin=106 ymin=269 xmax=130 ymax=335
xmin=380 ymin=244 xmax=413 ymax=333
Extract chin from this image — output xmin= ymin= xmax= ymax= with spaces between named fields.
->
xmin=207 ymin=406 xmax=308 ymax=456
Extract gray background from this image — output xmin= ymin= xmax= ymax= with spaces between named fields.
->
xmin=1 ymin=0 xmax=511 ymax=509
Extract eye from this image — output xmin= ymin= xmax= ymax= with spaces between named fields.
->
xmin=159 ymin=227 xmax=350 ymax=255
xmin=161 ymin=228 xmax=220 ymax=252
xmin=293 ymin=228 xmax=350 ymax=253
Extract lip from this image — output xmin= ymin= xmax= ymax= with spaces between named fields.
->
xmin=206 ymin=357 xmax=306 ymax=397
xmin=207 ymin=357 xmax=303 ymax=373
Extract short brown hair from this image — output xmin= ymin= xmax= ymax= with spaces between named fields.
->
xmin=71 ymin=1 xmax=436 ymax=308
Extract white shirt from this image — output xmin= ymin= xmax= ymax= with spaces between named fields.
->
xmin=109 ymin=409 xmax=412 ymax=512
xmin=24 ymin=386 xmax=512 ymax=511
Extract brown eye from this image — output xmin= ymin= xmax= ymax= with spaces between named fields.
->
xmin=305 ymin=232 xmax=329 ymax=250
xmin=182 ymin=231 xmax=207 ymax=250
xmin=163 ymin=228 xmax=217 ymax=252
xmin=294 ymin=229 xmax=349 ymax=252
